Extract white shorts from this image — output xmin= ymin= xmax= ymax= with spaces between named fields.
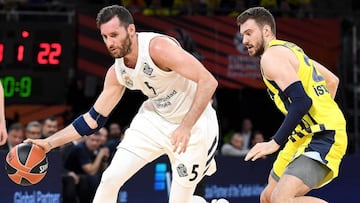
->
xmin=117 ymin=103 xmax=219 ymax=187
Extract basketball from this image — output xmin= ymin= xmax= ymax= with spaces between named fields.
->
xmin=5 ymin=143 xmax=48 ymax=186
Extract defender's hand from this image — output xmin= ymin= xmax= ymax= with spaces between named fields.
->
xmin=245 ymin=139 xmax=280 ymax=161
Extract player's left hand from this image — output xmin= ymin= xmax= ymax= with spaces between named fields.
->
xmin=244 ymin=139 xmax=280 ymax=161
xmin=171 ymin=125 xmax=191 ymax=154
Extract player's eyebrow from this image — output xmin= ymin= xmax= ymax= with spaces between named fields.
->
xmin=241 ymin=28 xmax=252 ymax=35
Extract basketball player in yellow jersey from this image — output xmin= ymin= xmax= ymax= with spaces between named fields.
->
xmin=237 ymin=7 xmax=347 ymax=203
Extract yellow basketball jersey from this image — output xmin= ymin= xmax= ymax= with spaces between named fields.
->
xmin=262 ymin=39 xmax=346 ymax=134
xmin=264 ymin=39 xmax=347 ymax=187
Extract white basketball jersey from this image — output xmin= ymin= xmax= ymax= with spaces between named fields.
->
xmin=114 ymin=32 xmax=198 ymax=123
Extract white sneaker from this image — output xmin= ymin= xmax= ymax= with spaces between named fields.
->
xmin=211 ymin=199 xmax=229 ymax=203
xmin=191 ymin=195 xmax=207 ymax=203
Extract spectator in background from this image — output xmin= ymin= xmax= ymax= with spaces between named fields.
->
xmin=106 ymin=122 xmax=123 ymax=162
xmin=0 ymin=82 xmax=7 ymax=146
xmin=25 ymin=121 xmax=42 ymax=139
xmin=249 ymin=130 xmax=265 ymax=148
xmin=41 ymin=116 xmax=58 ymax=138
xmin=108 ymin=122 xmax=123 ymax=141
xmin=64 ymin=132 xmax=110 ymax=203
xmin=221 ymin=132 xmax=249 ymax=156
xmin=0 ymin=123 xmax=24 ymax=151
xmin=98 ymin=127 xmax=108 ymax=147
xmin=240 ymin=118 xmax=253 ymax=150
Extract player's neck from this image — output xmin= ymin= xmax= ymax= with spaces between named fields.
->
xmin=124 ymin=33 xmax=139 ymax=69
xmin=263 ymin=36 xmax=276 ymax=52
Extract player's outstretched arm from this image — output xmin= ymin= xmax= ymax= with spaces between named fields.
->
xmin=25 ymin=66 xmax=125 ymax=153
xmin=25 ymin=125 xmax=82 ymax=153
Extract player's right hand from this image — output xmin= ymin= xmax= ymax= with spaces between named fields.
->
xmin=171 ymin=125 xmax=191 ymax=154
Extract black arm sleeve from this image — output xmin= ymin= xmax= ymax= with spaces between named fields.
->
xmin=273 ymin=81 xmax=312 ymax=146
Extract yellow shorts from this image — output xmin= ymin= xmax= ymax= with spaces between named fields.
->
xmin=272 ymin=129 xmax=347 ymax=188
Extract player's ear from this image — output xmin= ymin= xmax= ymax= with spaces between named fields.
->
xmin=128 ymin=24 xmax=136 ymax=36
xmin=263 ymin=24 xmax=272 ymax=37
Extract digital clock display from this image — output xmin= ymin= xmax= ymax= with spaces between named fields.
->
xmin=0 ymin=21 xmax=75 ymax=104
xmin=1 ymin=76 xmax=32 ymax=98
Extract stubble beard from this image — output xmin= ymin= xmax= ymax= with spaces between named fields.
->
xmin=110 ymin=33 xmax=132 ymax=58
xmin=252 ymin=36 xmax=265 ymax=57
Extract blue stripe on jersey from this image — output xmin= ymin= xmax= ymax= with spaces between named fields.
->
xmin=305 ymin=130 xmax=335 ymax=164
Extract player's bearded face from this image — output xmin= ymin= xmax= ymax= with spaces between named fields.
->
xmin=252 ymin=35 xmax=265 ymax=57
xmin=109 ymin=32 xmax=132 ymax=58
xmin=244 ymin=28 xmax=265 ymax=57
xmin=240 ymin=19 xmax=266 ymax=57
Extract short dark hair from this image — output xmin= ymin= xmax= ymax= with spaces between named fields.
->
xmin=43 ymin=116 xmax=57 ymax=123
xmin=8 ymin=122 xmax=23 ymax=132
xmin=96 ymin=5 xmax=134 ymax=28
xmin=237 ymin=7 xmax=276 ymax=35
xmin=26 ymin=121 xmax=41 ymax=131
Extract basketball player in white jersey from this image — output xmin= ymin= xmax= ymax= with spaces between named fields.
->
xmin=25 ymin=5 xmax=219 ymax=203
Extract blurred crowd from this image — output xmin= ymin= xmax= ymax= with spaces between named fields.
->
xmin=0 ymin=0 xmax=314 ymax=18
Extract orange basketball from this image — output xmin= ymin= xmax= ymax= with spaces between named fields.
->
xmin=5 ymin=143 xmax=48 ymax=186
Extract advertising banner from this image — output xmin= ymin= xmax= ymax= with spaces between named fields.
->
xmin=0 ymin=150 xmax=62 ymax=203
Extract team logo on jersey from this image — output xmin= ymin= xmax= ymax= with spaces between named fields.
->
xmin=143 ymin=63 xmax=153 ymax=76
xmin=176 ymin=163 xmax=188 ymax=177
xmin=121 ymin=69 xmax=126 ymax=75
xmin=123 ymin=76 xmax=133 ymax=87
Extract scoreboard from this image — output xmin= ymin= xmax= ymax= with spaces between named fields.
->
xmin=0 ymin=21 xmax=75 ymax=104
